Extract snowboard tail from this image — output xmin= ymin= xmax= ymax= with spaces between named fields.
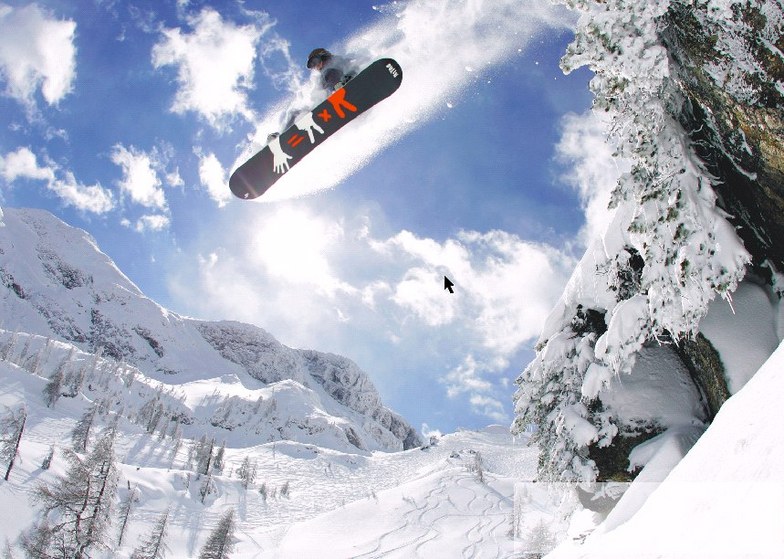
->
xmin=230 ymin=58 xmax=403 ymax=200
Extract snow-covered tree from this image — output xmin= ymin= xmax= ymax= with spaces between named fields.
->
xmin=523 ymin=519 xmax=557 ymax=558
xmin=193 ymin=436 xmax=215 ymax=476
xmin=138 ymin=396 xmax=164 ymax=435
xmin=259 ymin=483 xmax=268 ymax=502
xmin=1 ymin=405 xmax=26 ymax=481
xmin=116 ymin=484 xmax=138 ymax=547
xmin=199 ymin=473 xmax=215 ymax=505
xmin=236 ymin=457 xmax=256 ymax=490
xmin=3 ymin=538 xmax=15 ymax=559
xmin=23 ymin=431 xmax=119 ymax=558
xmin=41 ymin=446 xmax=54 ymax=470
xmin=63 ymin=364 xmax=85 ymax=398
xmin=71 ymin=403 xmax=98 ymax=453
xmin=0 ymin=332 xmax=17 ymax=362
xmin=212 ymin=441 xmax=225 ymax=473
xmin=42 ymin=370 xmax=64 ymax=408
xmin=198 ymin=509 xmax=236 ymax=559
xmin=130 ymin=509 xmax=169 ymax=559
xmin=30 ymin=338 xmax=52 ymax=377
xmin=513 ymin=0 xmax=750 ymax=482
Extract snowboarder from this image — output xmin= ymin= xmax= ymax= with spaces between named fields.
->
xmin=269 ymin=48 xmax=357 ymax=141
xmin=233 ymin=57 xmax=402 ymax=199
xmin=306 ymin=48 xmax=356 ymax=92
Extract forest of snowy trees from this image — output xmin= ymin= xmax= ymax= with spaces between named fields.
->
xmin=0 ymin=331 xmax=302 ymax=558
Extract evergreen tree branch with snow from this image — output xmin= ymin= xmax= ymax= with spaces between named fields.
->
xmin=130 ymin=509 xmax=170 ymax=559
xmin=513 ymin=0 xmax=753 ymax=483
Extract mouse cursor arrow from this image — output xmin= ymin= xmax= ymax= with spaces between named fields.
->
xmin=444 ymin=276 xmax=454 ymax=294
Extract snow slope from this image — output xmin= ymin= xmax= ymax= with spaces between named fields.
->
xmin=549 ymin=339 xmax=784 ymax=558
xmin=0 ymin=348 xmax=537 ymax=557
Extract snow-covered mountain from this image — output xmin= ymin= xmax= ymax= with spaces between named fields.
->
xmin=0 ymin=208 xmax=546 ymax=558
xmin=0 ymin=340 xmax=539 ymax=557
xmin=0 ymin=207 xmax=420 ymax=453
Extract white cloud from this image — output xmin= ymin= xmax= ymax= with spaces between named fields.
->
xmin=197 ymin=152 xmax=232 ymax=207
xmin=0 ymin=146 xmax=55 ymax=182
xmin=469 ymin=394 xmax=508 ymax=423
xmin=48 ymin=172 xmax=114 ymax=214
xmin=245 ymin=207 xmax=357 ymax=297
xmin=151 ymin=8 xmax=264 ymax=128
xmin=256 ymin=34 xmax=304 ymax=94
xmin=392 ymin=267 xmax=456 ymax=327
xmin=0 ymin=3 xmax=77 ymax=109
xmin=169 ymin=206 xmax=573 ymax=422
xmin=166 ymin=169 xmax=184 ymax=188
xmin=444 ymin=355 xmax=494 ymax=398
xmin=0 ymin=147 xmax=114 ymax=214
xmin=557 ymin=111 xmax=628 ymax=245
xmin=130 ymin=214 xmax=171 ymax=233
xmin=376 ymin=228 xmax=574 ymax=354
xmin=111 ymin=144 xmax=167 ymax=210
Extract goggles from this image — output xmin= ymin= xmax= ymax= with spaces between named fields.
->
xmin=308 ymin=54 xmax=330 ymax=70
xmin=307 ymin=54 xmax=326 ymax=69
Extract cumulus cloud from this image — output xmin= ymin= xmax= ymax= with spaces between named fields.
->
xmin=557 ymin=111 xmax=627 ymax=245
xmin=0 ymin=3 xmax=77 ymax=110
xmin=0 ymin=147 xmax=114 ymax=214
xmin=0 ymin=146 xmax=55 ymax=182
xmin=152 ymin=7 xmax=265 ymax=128
xmin=197 ymin=152 xmax=232 ymax=207
xmin=375 ymin=228 xmax=573 ymax=354
xmin=123 ymin=214 xmax=171 ymax=233
xmin=111 ymin=144 xmax=167 ymax=210
xmin=48 ymin=172 xmax=115 ymax=214
xmin=170 ymin=205 xmax=573 ymax=422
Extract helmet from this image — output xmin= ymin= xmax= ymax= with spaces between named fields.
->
xmin=307 ymin=48 xmax=332 ymax=69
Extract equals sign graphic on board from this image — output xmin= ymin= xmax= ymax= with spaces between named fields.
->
xmin=287 ymin=134 xmax=305 ymax=148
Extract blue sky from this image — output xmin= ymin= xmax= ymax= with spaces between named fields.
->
xmin=0 ymin=0 xmax=608 ymax=434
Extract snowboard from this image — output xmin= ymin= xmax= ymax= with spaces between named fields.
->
xmin=229 ymin=58 xmax=403 ymax=200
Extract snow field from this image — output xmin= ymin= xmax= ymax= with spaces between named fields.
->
xmin=549 ymin=339 xmax=784 ymax=558
xmin=0 ymin=346 xmax=541 ymax=557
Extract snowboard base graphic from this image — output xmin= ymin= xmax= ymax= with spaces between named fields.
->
xmin=229 ymin=58 xmax=403 ymax=200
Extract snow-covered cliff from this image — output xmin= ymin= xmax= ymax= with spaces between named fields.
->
xmin=513 ymin=0 xmax=783 ymax=484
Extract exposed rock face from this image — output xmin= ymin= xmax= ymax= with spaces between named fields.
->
xmin=659 ymin=1 xmax=783 ymax=437
xmin=661 ymin=2 xmax=784 ymax=276
xmin=198 ymin=321 xmax=422 ymax=449
xmin=676 ymin=333 xmax=730 ymax=421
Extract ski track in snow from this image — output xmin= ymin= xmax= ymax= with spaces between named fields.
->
xmin=274 ymin=433 xmax=534 ymax=558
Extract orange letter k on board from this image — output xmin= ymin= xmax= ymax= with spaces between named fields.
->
xmin=327 ymin=88 xmax=358 ymax=119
